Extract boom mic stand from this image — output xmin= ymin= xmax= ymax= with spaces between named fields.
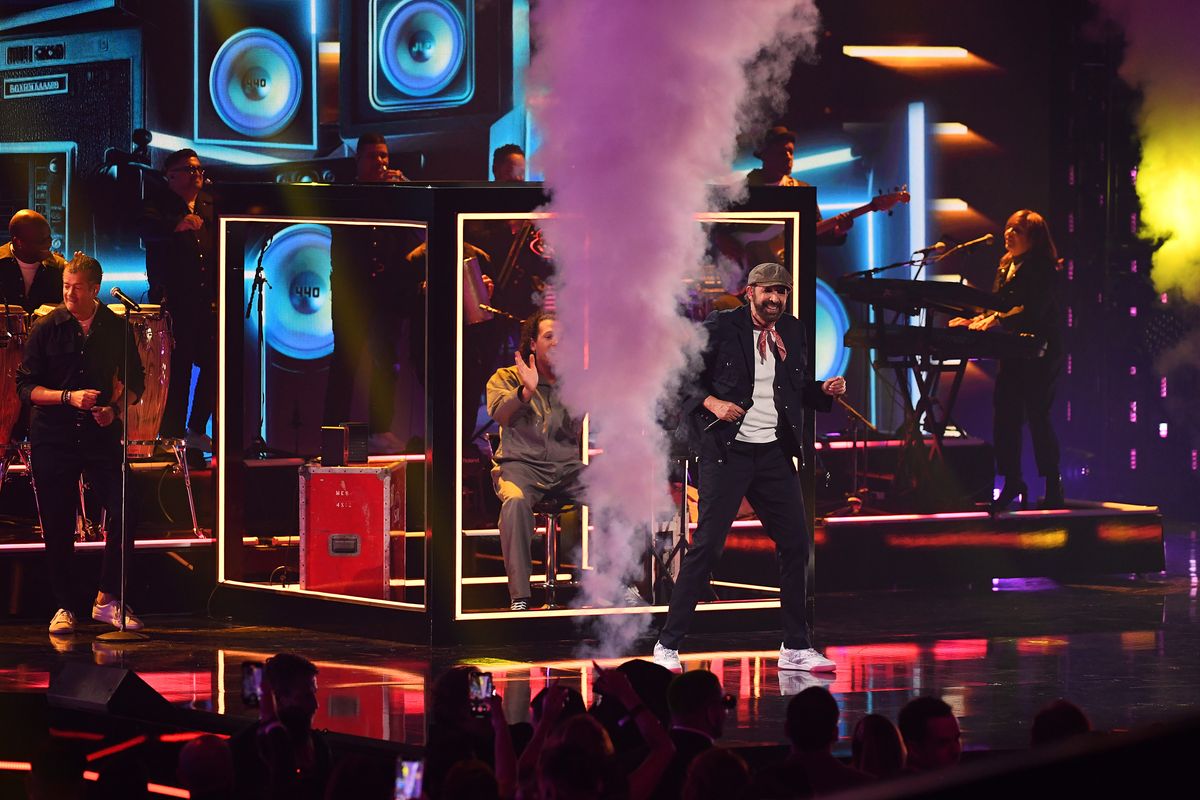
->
xmin=98 ymin=301 xmax=147 ymax=642
xmin=244 ymin=232 xmax=289 ymax=459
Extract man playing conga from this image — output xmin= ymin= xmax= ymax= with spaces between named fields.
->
xmin=18 ymin=253 xmax=145 ymax=635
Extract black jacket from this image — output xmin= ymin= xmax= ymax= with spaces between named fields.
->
xmin=139 ymin=187 xmax=216 ymax=308
xmin=17 ymin=303 xmax=145 ymax=446
xmin=992 ymin=253 xmax=1063 ymax=358
xmin=0 ymin=242 xmax=65 ymax=313
xmin=686 ymin=304 xmax=831 ymax=462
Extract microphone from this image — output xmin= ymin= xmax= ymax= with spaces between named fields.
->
xmin=940 ymin=233 xmax=995 ymax=258
xmin=914 ymin=241 xmax=947 ymax=255
xmin=110 ymin=286 xmax=141 ymax=313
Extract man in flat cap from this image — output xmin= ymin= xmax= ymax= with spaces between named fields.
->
xmin=655 ymin=262 xmax=845 ymax=673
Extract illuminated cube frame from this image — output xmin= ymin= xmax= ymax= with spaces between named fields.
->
xmin=215 ymin=182 xmax=818 ymax=644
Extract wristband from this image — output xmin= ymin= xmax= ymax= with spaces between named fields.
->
xmin=62 ymin=389 xmax=70 ymax=406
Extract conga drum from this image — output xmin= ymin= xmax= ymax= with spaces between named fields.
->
xmin=109 ymin=304 xmax=173 ymax=458
xmin=0 ymin=305 xmax=28 ymax=445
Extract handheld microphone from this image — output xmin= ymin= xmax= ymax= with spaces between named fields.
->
xmin=110 ymin=286 xmax=141 ymax=313
xmin=914 ymin=241 xmax=946 ymax=255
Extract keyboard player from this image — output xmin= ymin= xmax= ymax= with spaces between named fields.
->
xmin=949 ymin=210 xmax=1064 ymax=511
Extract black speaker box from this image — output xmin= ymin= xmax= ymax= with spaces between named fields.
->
xmin=339 ymin=0 xmax=516 ymax=141
xmin=48 ymin=663 xmax=175 ymax=720
xmin=194 ymin=0 xmax=318 ymax=150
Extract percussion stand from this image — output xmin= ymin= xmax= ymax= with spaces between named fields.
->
xmin=98 ymin=306 xmax=148 ymax=642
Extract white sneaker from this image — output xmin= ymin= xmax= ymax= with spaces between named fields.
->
xmin=48 ymin=608 xmax=76 ymax=635
xmin=778 ymin=645 xmax=836 ymax=672
xmin=653 ymin=641 xmax=681 ymax=671
xmin=91 ymin=600 xmax=144 ymax=631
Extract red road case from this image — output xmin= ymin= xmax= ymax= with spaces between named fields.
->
xmin=300 ymin=462 xmax=405 ymax=599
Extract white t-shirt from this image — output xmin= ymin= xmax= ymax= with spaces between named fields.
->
xmin=735 ymin=329 xmax=779 ymax=444
xmin=15 ymin=257 xmax=40 ymax=296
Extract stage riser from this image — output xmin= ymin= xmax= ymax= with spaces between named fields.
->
xmin=816 ymin=508 xmax=1165 ymax=590
xmin=0 ymin=546 xmax=214 ymax=619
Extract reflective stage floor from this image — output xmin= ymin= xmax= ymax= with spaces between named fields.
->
xmin=0 ymin=522 xmax=1195 ymax=757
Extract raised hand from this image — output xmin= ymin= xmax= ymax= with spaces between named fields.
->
xmin=514 ymin=351 xmax=539 ymax=397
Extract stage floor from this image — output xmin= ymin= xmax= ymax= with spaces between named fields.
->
xmin=0 ymin=521 xmax=1195 ymax=757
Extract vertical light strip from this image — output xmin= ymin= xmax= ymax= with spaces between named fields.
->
xmin=907 ymin=102 xmax=927 ymax=404
xmin=456 ymin=215 xmax=465 ymax=618
xmin=907 ymin=102 xmax=927 ymax=279
xmin=216 ymin=649 xmax=226 ymax=715
xmin=308 ymin=0 xmax=318 ymax=147
xmin=217 ymin=219 xmax=227 ymax=584
xmin=866 ymin=177 xmax=879 ymax=427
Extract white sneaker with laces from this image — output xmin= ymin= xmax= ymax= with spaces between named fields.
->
xmin=92 ymin=600 xmax=144 ymax=631
xmin=778 ymin=645 xmax=836 ymax=672
xmin=48 ymin=608 xmax=76 ymax=635
xmin=653 ymin=641 xmax=681 ymax=671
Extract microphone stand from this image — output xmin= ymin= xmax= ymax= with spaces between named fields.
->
xmin=244 ymin=233 xmax=288 ymax=459
xmin=98 ymin=303 xmax=147 ymax=642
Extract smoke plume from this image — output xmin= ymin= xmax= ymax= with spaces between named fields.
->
xmin=529 ymin=1 xmax=820 ymax=655
xmin=1100 ymin=0 xmax=1200 ymax=302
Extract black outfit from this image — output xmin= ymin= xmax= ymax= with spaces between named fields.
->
xmin=230 ymin=720 xmax=331 ymax=800
xmin=322 ymin=221 xmax=424 ymax=432
xmin=17 ymin=304 xmax=145 ymax=611
xmin=991 ymin=254 xmax=1063 ymax=480
xmin=0 ymin=242 xmax=65 ymax=313
xmin=652 ymin=728 xmax=714 ymax=800
xmin=659 ymin=304 xmax=831 ymax=651
xmin=139 ymin=187 xmax=217 ymax=438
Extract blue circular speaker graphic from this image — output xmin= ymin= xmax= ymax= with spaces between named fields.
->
xmin=254 ymin=224 xmax=333 ymax=360
xmin=814 ymin=277 xmax=852 ymax=381
xmin=209 ymin=28 xmax=303 ymax=138
xmin=379 ymin=0 xmax=467 ymax=97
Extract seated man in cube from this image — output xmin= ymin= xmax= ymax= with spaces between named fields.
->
xmin=486 ymin=311 xmax=584 ymax=611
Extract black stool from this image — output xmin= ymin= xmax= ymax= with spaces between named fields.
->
xmin=532 ymin=495 xmax=577 ymax=609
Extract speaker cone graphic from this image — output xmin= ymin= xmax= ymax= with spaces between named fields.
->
xmin=252 ymin=224 xmax=333 ymax=360
xmin=815 ymin=277 xmax=852 ymax=382
xmin=378 ymin=0 xmax=467 ymax=97
xmin=209 ymin=27 xmax=304 ymax=138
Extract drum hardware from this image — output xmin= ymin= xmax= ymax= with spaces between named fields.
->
xmin=125 ymin=437 xmax=203 ymax=538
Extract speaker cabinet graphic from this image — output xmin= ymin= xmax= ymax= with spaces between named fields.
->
xmin=194 ymin=0 xmax=317 ymax=150
xmin=0 ymin=142 xmax=75 ymax=255
xmin=0 ymin=28 xmax=141 ymax=171
xmin=340 ymin=0 xmax=514 ymax=138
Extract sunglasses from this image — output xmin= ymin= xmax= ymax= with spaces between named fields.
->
xmin=168 ymin=166 xmax=205 ymax=176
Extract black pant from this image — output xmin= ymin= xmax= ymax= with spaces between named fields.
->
xmin=993 ymin=353 xmax=1061 ymax=479
xmin=32 ymin=437 xmax=137 ymax=610
xmin=162 ymin=304 xmax=217 ymax=437
xmin=659 ymin=439 xmax=811 ymax=650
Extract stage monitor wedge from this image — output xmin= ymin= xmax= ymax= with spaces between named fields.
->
xmin=340 ymin=0 xmax=516 ymax=139
xmin=194 ymin=0 xmax=318 ymax=151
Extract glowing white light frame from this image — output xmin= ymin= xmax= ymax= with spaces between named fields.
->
xmin=454 ymin=210 xmax=802 ymax=620
xmin=217 ymin=214 xmax=427 ymax=611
